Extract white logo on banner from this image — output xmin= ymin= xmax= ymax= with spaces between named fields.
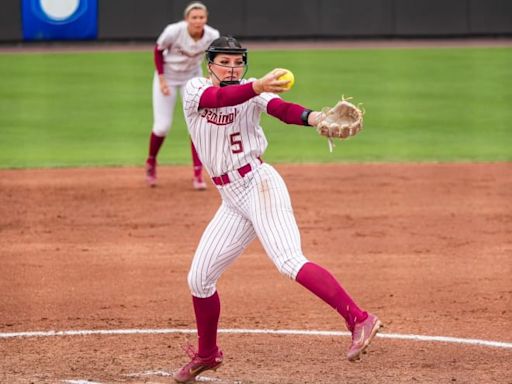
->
xmin=40 ymin=0 xmax=80 ymax=21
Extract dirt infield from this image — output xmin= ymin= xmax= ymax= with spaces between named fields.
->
xmin=1 ymin=163 xmax=511 ymax=383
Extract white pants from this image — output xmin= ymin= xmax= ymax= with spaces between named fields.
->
xmin=151 ymin=69 xmax=200 ymax=137
xmin=188 ymin=163 xmax=309 ymax=298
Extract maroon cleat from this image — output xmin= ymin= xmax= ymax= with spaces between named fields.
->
xmin=173 ymin=347 xmax=223 ymax=383
xmin=347 ymin=313 xmax=382 ymax=361
xmin=145 ymin=158 xmax=157 ymax=187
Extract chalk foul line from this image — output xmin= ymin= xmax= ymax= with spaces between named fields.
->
xmin=1 ymin=328 xmax=511 ymax=349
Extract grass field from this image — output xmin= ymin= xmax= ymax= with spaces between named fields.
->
xmin=0 ymin=46 xmax=511 ymax=168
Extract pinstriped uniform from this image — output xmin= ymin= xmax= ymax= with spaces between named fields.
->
xmin=183 ymin=77 xmax=308 ymax=298
xmin=183 ymin=77 xmax=269 ymax=177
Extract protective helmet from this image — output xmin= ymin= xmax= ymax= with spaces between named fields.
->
xmin=205 ymin=36 xmax=248 ymax=86
xmin=206 ymin=35 xmax=248 ymax=64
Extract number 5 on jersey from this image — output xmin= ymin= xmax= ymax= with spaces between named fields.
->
xmin=230 ymin=132 xmax=243 ymax=154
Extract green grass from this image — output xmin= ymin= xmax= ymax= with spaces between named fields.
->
xmin=0 ymin=47 xmax=511 ymax=168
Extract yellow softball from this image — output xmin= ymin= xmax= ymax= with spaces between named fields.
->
xmin=275 ymin=68 xmax=295 ymax=90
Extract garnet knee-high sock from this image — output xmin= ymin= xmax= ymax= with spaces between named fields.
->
xmin=192 ymin=292 xmax=220 ymax=357
xmin=191 ymin=140 xmax=203 ymax=178
xmin=296 ymin=262 xmax=367 ymax=332
xmin=148 ymin=132 xmax=165 ymax=159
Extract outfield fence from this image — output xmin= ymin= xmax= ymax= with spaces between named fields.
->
xmin=1 ymin=0 xmax=512 ymax=42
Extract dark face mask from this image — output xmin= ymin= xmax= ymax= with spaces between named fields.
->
xmin=221 ymin=68 xmax=242 ymax=86
xmin=209 ymin=61 xmax=248 ymax=87
xmin=207 ymin=50 xmax=248 ymax=87
xmin=220 ymin=80 xmax=240 ymax=87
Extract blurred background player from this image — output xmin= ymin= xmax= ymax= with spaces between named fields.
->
xmin=145 ymin=2 xmax=219 ymax=189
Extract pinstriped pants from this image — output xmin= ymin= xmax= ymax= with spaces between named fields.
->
xmin=188 ymin=163 xmax=308 ymax=298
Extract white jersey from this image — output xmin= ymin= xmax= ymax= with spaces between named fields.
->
xmin=156 ymin=21 xmax=220 ymax=84
xmin=184 ymin=78 xmax=310 ymax=301
xmin=183 ymin=77 xmax=279 ymax=178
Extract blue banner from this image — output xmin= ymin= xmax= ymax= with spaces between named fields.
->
xmin=22 ymin=0 xmax=98 ymax=41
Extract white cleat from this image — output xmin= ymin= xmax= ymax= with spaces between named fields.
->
xmin=193 ymin=177 xmax=207 ymax=191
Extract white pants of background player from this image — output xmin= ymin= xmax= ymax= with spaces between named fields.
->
xmin=151 ymin=68 xmax=201 ymax=137
xmin=188 ymin=163 xmax=309 ymax=298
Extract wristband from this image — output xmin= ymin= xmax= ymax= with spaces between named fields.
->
xmin=301 ymin=109 xmax=312 ymax=126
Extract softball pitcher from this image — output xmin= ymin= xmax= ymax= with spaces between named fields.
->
xmin=173 ymin=36 xmax=382 ymax=383
xmin=145 ymin=2 xmax=219 ymax=189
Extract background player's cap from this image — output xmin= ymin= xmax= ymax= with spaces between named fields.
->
xmin=206 ymin=36 xmax=248 ymax=64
